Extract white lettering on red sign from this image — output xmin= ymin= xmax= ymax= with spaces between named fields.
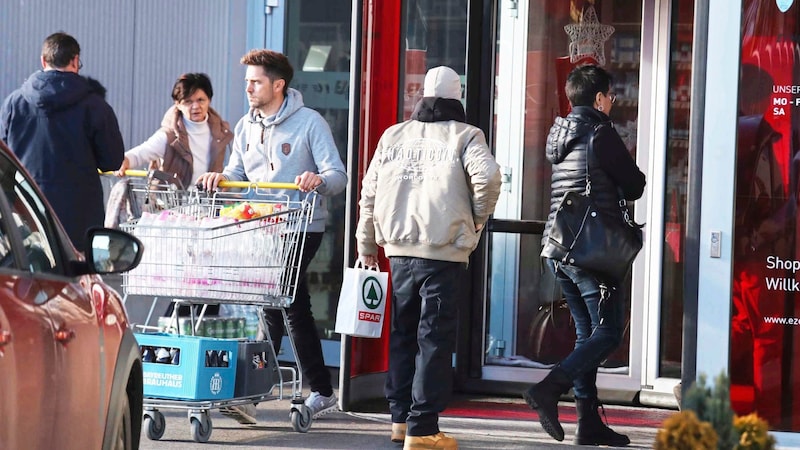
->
xmin=358 ymin=311 xmax=382 ymax=323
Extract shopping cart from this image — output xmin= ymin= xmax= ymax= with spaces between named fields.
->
xmin=118 ymin=177 xmax=318 ymax=442
xmin=103 ymin=169 xmax=187 ymax=228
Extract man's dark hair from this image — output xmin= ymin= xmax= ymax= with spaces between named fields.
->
xmin=42 ymin=32 xmax=80 ymax=69
xmin=172 ymin=73 xmax=214 ymax=102
xmin=240 ymin=49 xmax=294 ymax=96
xmin=565 ymin=64 xmax=612 ymax=107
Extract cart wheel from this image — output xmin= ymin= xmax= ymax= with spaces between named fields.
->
xmin=190 ymin=414 xmax=213 ymax=443
xmin=290 ymin=406 xmax=312 ymax=433
xmin=143 ymin=411 xmax=165 ymax=440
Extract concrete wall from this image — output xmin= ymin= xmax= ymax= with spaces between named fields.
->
xmin=0 ymin=0 xmax=249 ymax=149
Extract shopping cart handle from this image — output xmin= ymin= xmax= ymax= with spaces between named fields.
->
xmin=98 ymin=169 xmax=149 ymax=177
xmin=217 ymin=181 xmax=300 ymax=190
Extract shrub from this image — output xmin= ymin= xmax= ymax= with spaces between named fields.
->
xmin=655 ymin=410 xmax=718 ymax=450
xmin=734 ymin=413 xmax=776 ymax=450
xmin=682 ymin=372 xmax=738 ymax=450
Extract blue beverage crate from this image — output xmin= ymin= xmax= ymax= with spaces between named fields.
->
xmin=135 ymin=333 xmax=238 ymax=401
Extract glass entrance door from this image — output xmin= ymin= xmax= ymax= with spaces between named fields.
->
xmin=483 ymin=0 xmax=646 ymax=394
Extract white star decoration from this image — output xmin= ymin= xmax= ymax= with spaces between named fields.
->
xmin=564 ymin=5 xmax=615 ymax=66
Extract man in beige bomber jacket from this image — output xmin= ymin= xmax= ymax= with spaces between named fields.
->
xmin=356 ymin=66 xmax=501 ymax=450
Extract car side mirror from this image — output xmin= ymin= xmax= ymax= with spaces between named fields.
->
xmin=86 ymin=228 xmax=143 ymax=274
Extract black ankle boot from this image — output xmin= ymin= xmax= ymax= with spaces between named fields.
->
xmin=522 ymin=366 xmax=572 ymax=441
xmin=574 ymin=397 xmax=630 ymax=447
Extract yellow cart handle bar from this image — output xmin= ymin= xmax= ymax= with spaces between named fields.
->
xmin=101 ymin=169 xmax=300 ymax=190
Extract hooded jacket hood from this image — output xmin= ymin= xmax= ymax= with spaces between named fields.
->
xmin=21 ymin=70 xmax=100 ymax=114
xmin=247 ymin=87 xmax=305 ymax=127
xmin=546 ymin=106 xmax=611 ymax=164
xmin=410 ymin=97 xmax=466 ymax=123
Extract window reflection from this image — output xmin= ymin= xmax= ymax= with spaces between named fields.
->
xmin=0 ymin=158 xmax=58 ymax=273
xmin=486 ymin=0 xmax=641 ymax=371
xmin=730 ymin=0 xmax=800 ymax=431
xmin=286 ymin=0 xmax=352 ymax=340
xmin=10 ymin=172 xmax=59 ymax=273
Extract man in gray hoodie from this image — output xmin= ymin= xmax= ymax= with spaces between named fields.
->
xmin=197 ymin=49 xmax=347 ymax=424
xmin=356 ymin=66 xmax=501 ymax=450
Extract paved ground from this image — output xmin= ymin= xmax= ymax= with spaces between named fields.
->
xmin=119 ymin=281 xmax=667 ymax=449
xmin=137 ymin=390 xmax=665 ymax=449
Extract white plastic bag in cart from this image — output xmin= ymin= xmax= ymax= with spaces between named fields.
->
xmin=335 ymin=262 xmax=388 ymax=338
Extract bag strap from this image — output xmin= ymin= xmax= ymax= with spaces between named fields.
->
xmin=583 ymin=123 xmax=608 ymax=196
xmin=585 ymin=123 xmax=641 ymax=229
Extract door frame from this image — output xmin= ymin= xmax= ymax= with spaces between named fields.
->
xmin=480 ymin=0 xmax=654 ymax=397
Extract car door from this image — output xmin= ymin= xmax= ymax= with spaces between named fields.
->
xmin=0 ymin=159 xmax=104 ymax=449
xmin=0 ymin=189 xmax=58 ymax=449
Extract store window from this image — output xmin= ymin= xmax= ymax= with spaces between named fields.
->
xmin=485 ymin=0 xmax=642 ymax=371
xmin=285 ymin=0 xmax=351 ymax=343
xmin=731 ymin=0 xmax=800 ymax=432
xmin=400 ymin=0 xmax=468 ymax=119
xmin=658 ymin=0 xmax=694 ymax=380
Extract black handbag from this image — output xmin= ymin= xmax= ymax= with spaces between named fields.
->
xmin=541 ymin=129 xmax=644 ymax=282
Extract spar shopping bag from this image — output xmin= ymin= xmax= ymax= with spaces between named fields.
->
xmin=334 ymin=262 xmax=388 ymax=338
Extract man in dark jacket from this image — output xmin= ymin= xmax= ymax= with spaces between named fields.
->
xmin=0 ymin=31 xmax=124 ymax=250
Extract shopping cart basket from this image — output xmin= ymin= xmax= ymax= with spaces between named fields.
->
xmin=103 ymin=169 xmax=187 ymax=227
xmin=120 ymin=181 xmax=319 ymax=441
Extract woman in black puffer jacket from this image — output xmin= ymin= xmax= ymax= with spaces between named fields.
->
xmin=523 ymin=65 xmax=646 ymax=447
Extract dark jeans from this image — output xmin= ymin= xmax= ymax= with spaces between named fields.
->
xmin=546 ymin=259 xmax=625 ymax=399
xmin=261 ymin=232 xmax=332 ymax=397
xmin=385 ymin=257 xmax=465 ymax=437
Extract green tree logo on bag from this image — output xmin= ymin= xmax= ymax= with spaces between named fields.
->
xmin=361 ymin=276 xmax=384 ymax=310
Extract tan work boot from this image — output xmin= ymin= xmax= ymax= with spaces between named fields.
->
xmin=403 ymin=432 xmax=458 ymax=450
xmin=391 ymin=423 xmax=407 ymax=443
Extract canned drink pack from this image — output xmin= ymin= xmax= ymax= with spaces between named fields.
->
xmin=223 ymin=317 xmax=234 ymax=338
xmin=158 ymin=316 xmax=179 ymax=334
xmin=178 ymin=317 xmax=193 ymax=336
xmin=205 ymin=317 xmax=217 ymax=338
xmin=215 ymin=317 xmax=225 ymax=338
xmin=237 ymin=317 xmax=246 ymax=338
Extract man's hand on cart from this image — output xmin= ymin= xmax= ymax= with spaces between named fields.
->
xmin=114 ymin=157 xmax=131 ymax=177
xmin=196 ymin=172 xmax=228 ymax=192
xmin=295 ymin=171 xmax=323 ymax=192
xmin=358 ymin=254 xmax=379 ymax=269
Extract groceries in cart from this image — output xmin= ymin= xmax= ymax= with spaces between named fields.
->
xmin=122 ymin=189 xmax=310 ymax=307
xmin=119 ymin=178 xmax=318 ymax=441
xmin=219 ymin=201 xmax=283 ymax=220
xmin=104 ymin=169 xmax=187 ymax=228
xmin=157 ymin=314 xmax=256 ymax=339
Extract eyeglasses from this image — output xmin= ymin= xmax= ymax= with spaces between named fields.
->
xmin=78 ymin=58 xmax=83 ymax=70
xmin=608 ymin=92 xmax=617 ymax=104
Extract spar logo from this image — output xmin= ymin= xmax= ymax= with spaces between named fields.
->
xmin=359 ymin=275 xmax=384 ymax=323
xmin=210 ymin=372 xmax=223 ymax=395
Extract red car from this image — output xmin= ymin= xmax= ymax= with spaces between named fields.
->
xmin=0 ymin=140 xmax=144 ymax=449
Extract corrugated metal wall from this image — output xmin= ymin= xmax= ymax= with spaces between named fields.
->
xmin=0 ymin=0 xmax=249 ymax=149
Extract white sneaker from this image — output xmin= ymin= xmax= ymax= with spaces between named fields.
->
xmin=220 ymin=404 xmax=257 ymax=424
xmin=304 ymin=391 xmax=338 ymax=418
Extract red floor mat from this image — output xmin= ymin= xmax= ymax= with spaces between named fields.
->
xmin=442 ymin=400 xmax=673 ymax=428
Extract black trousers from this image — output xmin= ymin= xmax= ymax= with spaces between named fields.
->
xmin=385 ymin=257 xmax=465 ymax=436
xmin=261 ymin=232 xmax=332 ymax=396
